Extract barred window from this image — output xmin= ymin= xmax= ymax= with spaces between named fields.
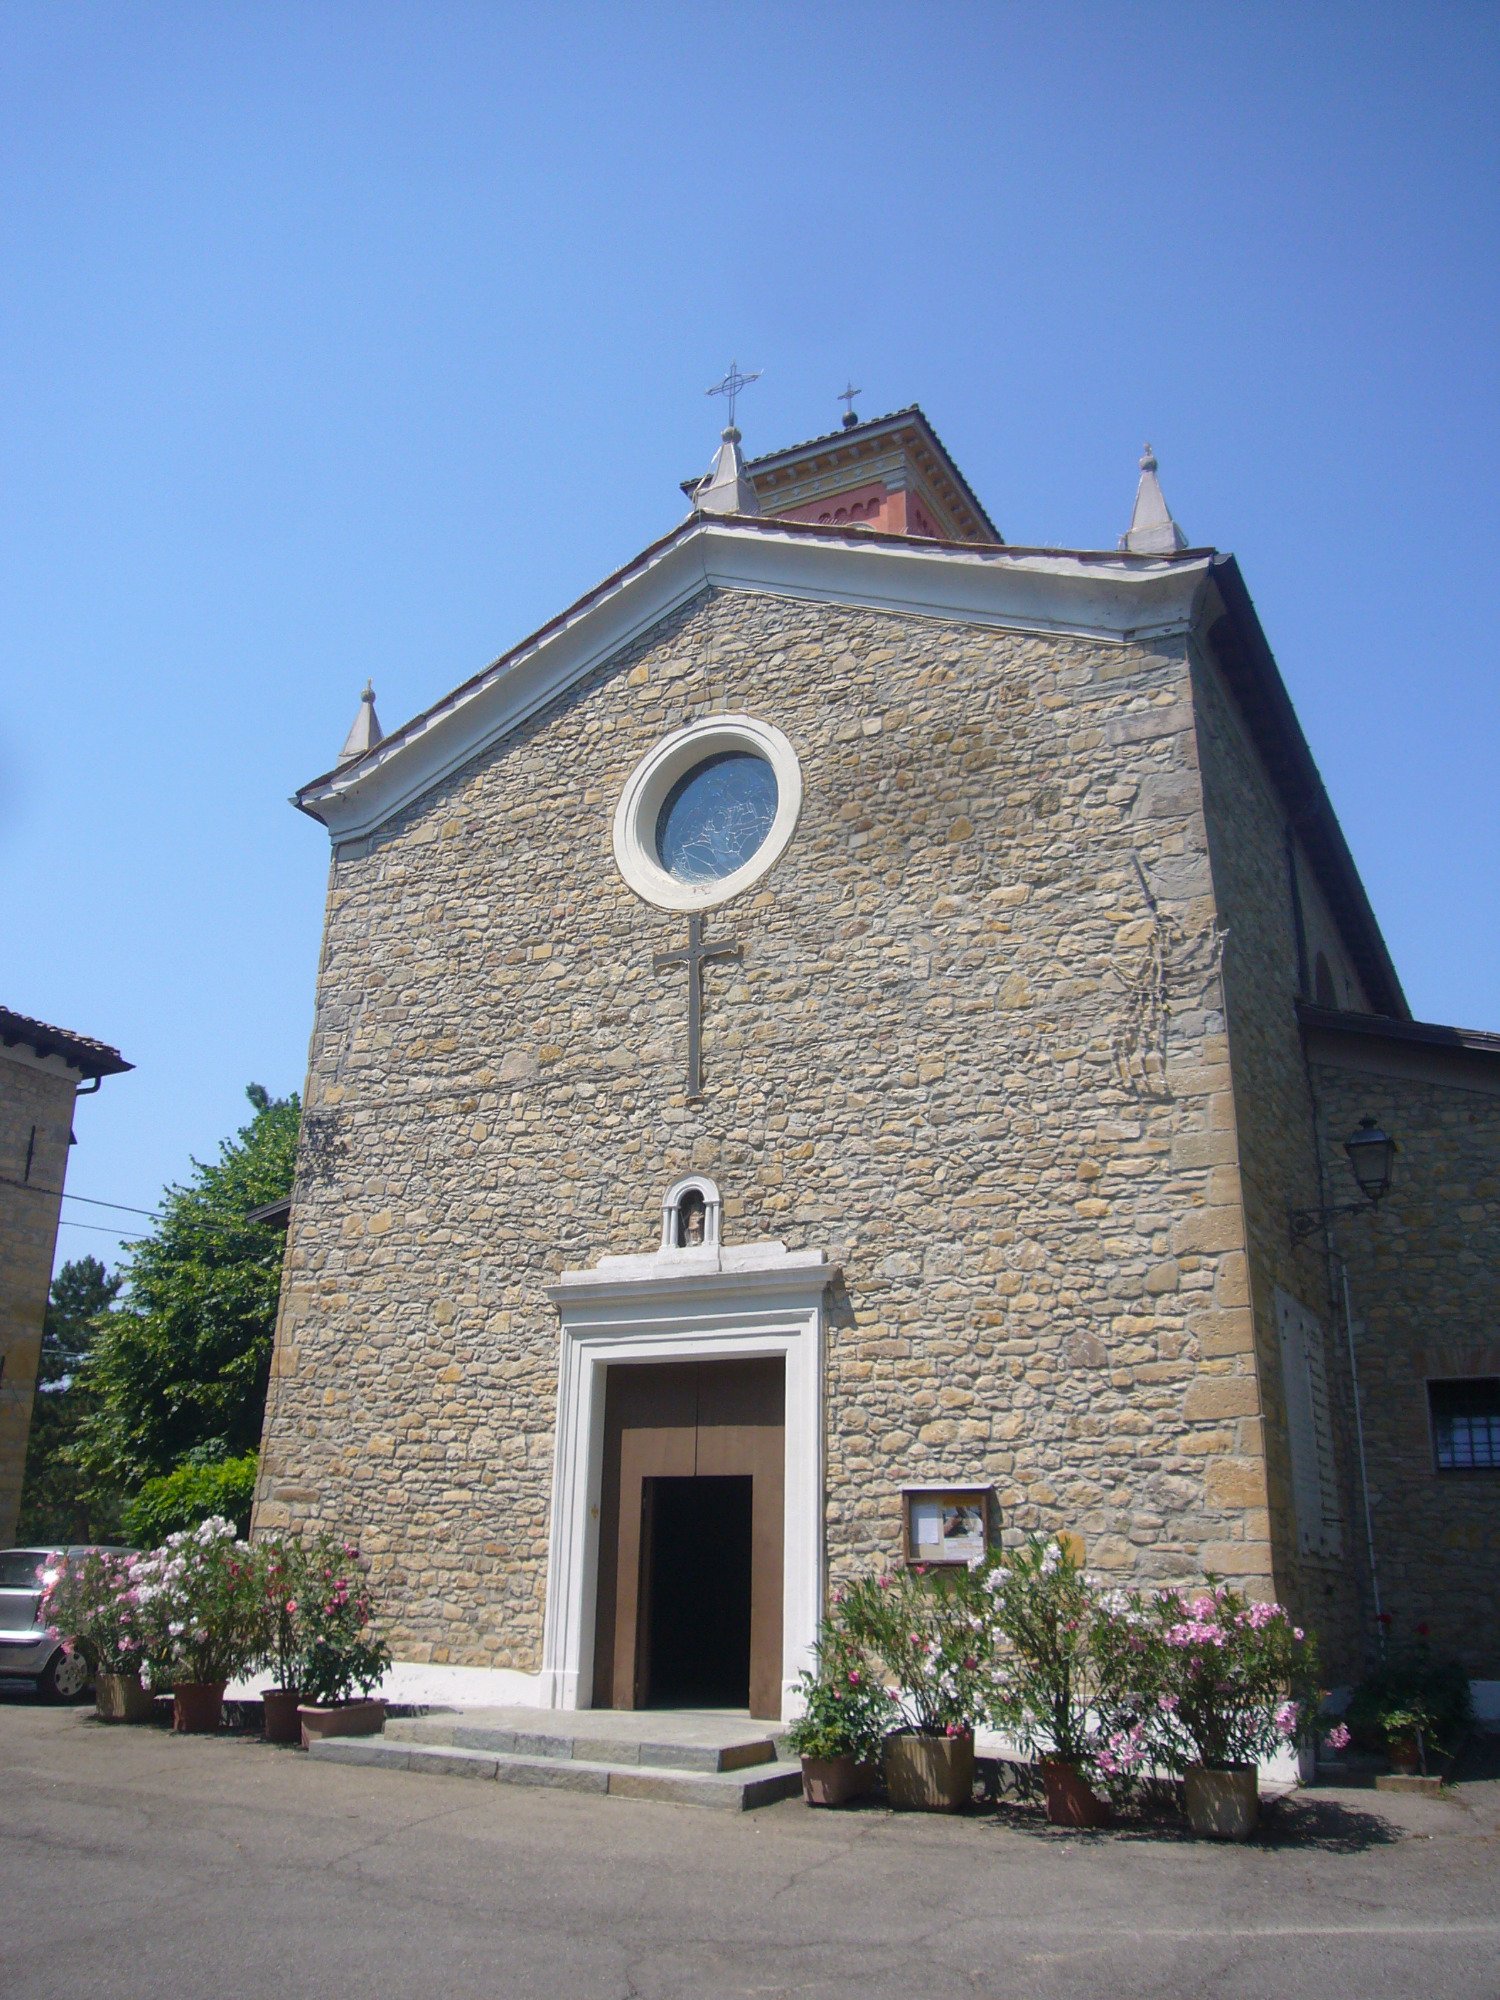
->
xmin=1428 ymin=1378 xmax=1500 ymax=1472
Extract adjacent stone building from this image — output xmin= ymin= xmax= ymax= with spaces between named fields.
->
xmin=254 ymin=409 xmax=1498 ymax=1712
xmin=0 ymin=1008 xmax=130 ymax=1543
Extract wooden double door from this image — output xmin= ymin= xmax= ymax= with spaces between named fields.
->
xmin=592 ymin=1358 xmax=785 ymax=1719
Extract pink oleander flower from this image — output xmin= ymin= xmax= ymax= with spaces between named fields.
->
xmin=1274 ymin=1701 xmax=1300 ymax=1739
xmin=847 ymin=1670 xmax=861 ymax=1685
xmin=1323 ymin=1723 xmax=1351 ymax=1751
xmin=1158 ymin=1693 xmax=1180 ymax=1713
xmin=962 ymin=1656 xmax=978 ymax=1672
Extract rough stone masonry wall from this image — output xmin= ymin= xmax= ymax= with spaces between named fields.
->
xmin=0 ymin=1050 xmax=75 ymax=1544
xmin=257 ymin=585 xmax=1273 ymax=1671
xmin=1309 ymin=1049 xmax=1500 ymax=1677
xmin=1188 ymin=638 xmax=1370 ymax=1675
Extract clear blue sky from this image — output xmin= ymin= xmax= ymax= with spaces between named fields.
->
xmin=3 ymin=2 xmax=1496 ymax=1273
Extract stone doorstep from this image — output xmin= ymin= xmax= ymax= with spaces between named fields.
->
xmin=1374 ymin=1772 xmax=1449 ymax=1798
xmin=383 ymin=1714 xmax=781 ymax=1775
xmin=307 ymin=1735 xmax=803 ymax=1810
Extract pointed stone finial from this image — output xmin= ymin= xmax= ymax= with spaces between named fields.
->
xmin=693 ymin=425 xmax=761 ymax=517
xmin=338 ymin=680 xmax=383 ymax=765
xmin=1119 ymin=442 xmax=1188 ymax=554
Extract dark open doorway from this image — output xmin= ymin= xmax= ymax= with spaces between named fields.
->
xmin=591 ymin=1358 xmax=784 ymax=1716
xmin=641 ymin=1475 xmax=753 ymax=1709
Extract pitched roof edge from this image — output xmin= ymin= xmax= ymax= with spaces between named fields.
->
xmin=1298 ymin=1001 xmax=1500 ymax=1061
xmin=295 ymin=511 xmax=707 ymax=812
xmin=0 ymin=1007 xmax=132 ymax=1078
xmin=1205 ymin=554 xmax=1408 ymax=1021
xmin=297 ymin=513 xmax=1212 ymax=822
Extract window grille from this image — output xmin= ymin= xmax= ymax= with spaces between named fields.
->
xmin=1428 ymin=1378 xmax=1500 ymax=1472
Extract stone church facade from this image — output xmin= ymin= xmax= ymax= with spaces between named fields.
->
xmin=254 ymin=410 xmax=1498 ymax=1714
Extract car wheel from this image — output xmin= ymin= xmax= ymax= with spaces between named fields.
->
xmin=38 ymin=1646 xmax=92 ymax=1703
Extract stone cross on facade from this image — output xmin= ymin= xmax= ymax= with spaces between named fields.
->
xmin=653 ymin=913 xmax=742 ymax=1099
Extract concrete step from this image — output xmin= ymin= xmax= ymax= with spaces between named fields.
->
xmin=383 ymin=1709 xmax=782 ymax=1774
xmin=308 ymin=1734 xmax=803 ymax=1810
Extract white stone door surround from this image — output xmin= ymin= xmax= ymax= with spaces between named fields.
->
xmin=541 ymin=1239 xmax=837 ymax=1716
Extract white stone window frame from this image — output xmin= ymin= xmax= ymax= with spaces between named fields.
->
xmin=540 ymin=1244 xmax=835 ymax=1716
xmin=611 ymin=714 xmax=803 ymax=912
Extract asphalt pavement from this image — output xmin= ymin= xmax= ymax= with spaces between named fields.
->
xmin=2 ymin=1691 xmax=1497 ymax=2000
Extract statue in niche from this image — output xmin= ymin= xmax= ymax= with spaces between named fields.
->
xmin=677 ymin=1189 xmax=707 ymax=1247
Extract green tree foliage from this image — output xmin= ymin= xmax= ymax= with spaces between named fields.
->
xmin=17 ymin=1256 xmax=124 ymax=1542
xmin=121 ymin=1450 xmax=260 ymax=1544
xmin=74 ymin=1085 xmax=299 ymax=1492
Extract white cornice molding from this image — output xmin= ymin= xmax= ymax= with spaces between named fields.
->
xmin=298 ymin=519 xmax=1213 ymax=844
xmin=547 ymin=1241 xmax=839 ymax=1313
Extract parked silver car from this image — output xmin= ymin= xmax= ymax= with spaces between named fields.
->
xmin=0 ymin=1546 xmax=120 ymax=1700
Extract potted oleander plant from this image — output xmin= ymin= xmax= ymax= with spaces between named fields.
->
xmin=982 ymin=1536 xmax=1133 ymax=1827
xmin=293 ymin=1536 xmax=391 ymax=1747
xmin=254 ymin=1535 xmax=311 ymax=1744
xmin=837 ymin=1564 xmax=989 ymax=1812
xmin=130 ymin=1517 xmax=266 ymax=1733
xmin=38 ymin=1549 xmax=157 ymax=1722
xmin=1139 ymin=1583 xmax=1316 ymax=1839
xmin=786 ymin=1630 xmax=889 ymax=1807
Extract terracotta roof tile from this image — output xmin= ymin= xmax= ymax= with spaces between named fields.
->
xmin=0 ymin=1007 xmax=131 ymax=1077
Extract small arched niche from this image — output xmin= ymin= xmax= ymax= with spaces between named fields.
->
xmin=659 ymin=1175 xmax=722 ymax=1253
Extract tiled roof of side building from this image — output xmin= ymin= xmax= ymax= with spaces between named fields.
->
xmin=1298 ymin=1003 xmax=1500 ymax=1059
xmin=0 ymin=1007 xmax=132 ymax=1077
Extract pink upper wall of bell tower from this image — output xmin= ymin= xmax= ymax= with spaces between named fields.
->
xmin=738 ymin=408 xmax=1001 ymax=545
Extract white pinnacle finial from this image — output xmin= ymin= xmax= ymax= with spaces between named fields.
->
xmin=693 ymin=424 xmax=761 ymax=517
xmin=338 ymin=680 xmax=383 ymax=765
xmin=1120 ymin=441 xmax=1188 ymax=554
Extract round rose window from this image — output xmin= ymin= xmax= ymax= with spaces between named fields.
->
xmin=612 ymin=716 xmax=803 ymax=911
xmin=654 ymin=750 xmax=779 ymax=885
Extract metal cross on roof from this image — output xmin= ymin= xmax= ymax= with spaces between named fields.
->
xmin=706 ymin=359 xmax=761 ymax=432
xmin=839 ymin=381 xmax=862 ymax=427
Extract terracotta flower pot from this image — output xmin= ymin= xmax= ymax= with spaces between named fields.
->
xmin=883 ymin=1731 xmax=975 ymax=1813
xmin=1039 ymin=1758 xmax=1112 ymax=1828
xmin=1387 ymin=1736 xmax=1422 ymax=1775
xmin=261 ymin=1687 xmax=303 ymax=1744
xmin=297 ymin=1698 xmax=386 ymax=1749
xmin=95 ymin=1670 xmax=156 ymax=1724
xmin=172 ymin=1681 xmax=227 ymax=1734
xmin=800 ymin=1753 xmax=876 ymax=1807
xmin=1183 ymin=1763 xmax=1259 ymax=1840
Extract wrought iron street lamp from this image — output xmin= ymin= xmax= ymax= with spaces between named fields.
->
xmin=1290 ymin=1116 xmax=1397 ymax=1242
